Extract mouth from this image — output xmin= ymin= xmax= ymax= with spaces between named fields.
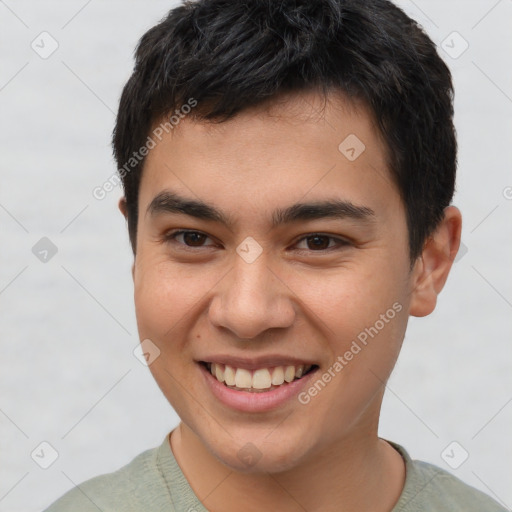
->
xmin=200 ymin=361 xmax=318 ymax=393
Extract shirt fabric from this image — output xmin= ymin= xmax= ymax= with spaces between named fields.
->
xmin=43 ymin=433 xmax=507 ymax=511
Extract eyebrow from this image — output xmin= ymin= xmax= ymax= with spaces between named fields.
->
xmin=146 ymin=190 xmax=375 ymax=229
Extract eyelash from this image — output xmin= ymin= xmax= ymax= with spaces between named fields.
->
xmin=162 ymin=230 xmax=350 ymax=253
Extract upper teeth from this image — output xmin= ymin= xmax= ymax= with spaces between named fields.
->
xmin=208 ymin=363 xmax=312 ymax=389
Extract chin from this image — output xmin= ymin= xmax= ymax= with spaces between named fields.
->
xmin=204 ymin=429 xmax=312 ymax=475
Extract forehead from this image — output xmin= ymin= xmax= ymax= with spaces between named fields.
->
xmin=139 ymin=91 xmax=400 ymax=227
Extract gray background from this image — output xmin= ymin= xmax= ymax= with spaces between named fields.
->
xmin=1 ymin=1 xmax=511 ymax=511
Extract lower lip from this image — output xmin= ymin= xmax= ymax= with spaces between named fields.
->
xmin=199 ymin=363 xmax=319 ymax=413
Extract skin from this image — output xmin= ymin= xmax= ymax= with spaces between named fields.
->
xmin=118 ymin=90 xmax=462 ymax=512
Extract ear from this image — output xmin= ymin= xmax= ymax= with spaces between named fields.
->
xmin=409 ymin=206 xmax=462 ymax=317
xmin=118 ymin=196 xmax=128 ymax=218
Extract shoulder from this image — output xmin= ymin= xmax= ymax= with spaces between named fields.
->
xmin=42 ymin=439 xmax=174 ymax=512
xmin=390 ymin=442 xmax=507 ymax=512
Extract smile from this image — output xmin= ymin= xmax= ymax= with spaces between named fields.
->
xmin=202 ymin=362 xmax=317 ymax=393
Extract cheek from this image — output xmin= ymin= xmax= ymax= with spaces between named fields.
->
xmin=285 ymin=262 xmax=410 ymax=389
xmin=285 ymin=258 xmax=406 ymax=329
xmin=133 ymin=255 xmax=220 ymax=343
xmin=134 ymin=257 xmax=187 ymax=340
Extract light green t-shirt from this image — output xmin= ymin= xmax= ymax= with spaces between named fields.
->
xmin=43 ymin=434 xmax=506 ymax=511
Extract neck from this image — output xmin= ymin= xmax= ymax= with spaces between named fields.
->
xmin=169 ymin=421 xmax=405 ymax=512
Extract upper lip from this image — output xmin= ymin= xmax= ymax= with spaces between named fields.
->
xmin=198 ymin=355 xmax=317 ymax=371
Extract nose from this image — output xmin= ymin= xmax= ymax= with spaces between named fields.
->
xmin=208 ymin=253 xmax=296 ymax=340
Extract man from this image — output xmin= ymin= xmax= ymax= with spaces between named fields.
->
xmin=44 ymin=0 xmax=506 ymax=510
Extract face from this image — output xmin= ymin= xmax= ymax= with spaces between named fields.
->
xmin=131 ymin=91 xmax=417 ymax=473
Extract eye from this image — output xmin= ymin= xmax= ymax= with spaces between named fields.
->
xmin=293 ymin=233 xmax=349 ymax=252
xmin=163 ymin=230 xmax=217 ymax=248
xmin=163 ymin=230 xmax=350 ymax=253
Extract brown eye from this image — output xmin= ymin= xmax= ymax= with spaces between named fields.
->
xmin=305 ymin=235 xmax=331 ymax=250
xmin=163 ymin=230 xmax=215 ymax=248
xmin=294 ymin=233 xmax=349 ymax=252
xmin=181 ymin=232 xmax=207 ymax=246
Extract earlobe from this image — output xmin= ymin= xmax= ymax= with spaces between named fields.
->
xmin=118 ymin=197 xmax=128 ymax=218
xmin=409 ymin=206 xmax=462 ymax=317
